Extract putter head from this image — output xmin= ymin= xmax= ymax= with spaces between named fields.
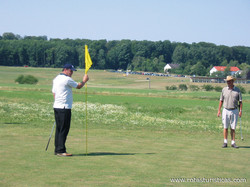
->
xmin=241 ymin=137 xmax=244 ymax=141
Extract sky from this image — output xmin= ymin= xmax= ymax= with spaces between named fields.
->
xmin=1 ymin=0 xmax=250 ymax=47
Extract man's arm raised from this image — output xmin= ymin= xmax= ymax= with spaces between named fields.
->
xmin=76 ymin=74 xmax=89 ymax=89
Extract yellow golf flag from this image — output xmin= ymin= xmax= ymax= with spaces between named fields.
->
xmin=85 ymin=45 xmax=93 ymax=74
xmin=84 ymin=45 xmax=92 ymax=155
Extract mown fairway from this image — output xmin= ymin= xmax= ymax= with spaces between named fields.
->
xmin=0 ymin=66 xmax=250 ymax=186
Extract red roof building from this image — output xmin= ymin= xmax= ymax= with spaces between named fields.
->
xmin=210 ymin=66 xmax=240 ymax=75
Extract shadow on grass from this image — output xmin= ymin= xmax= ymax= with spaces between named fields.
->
xmin=3 ymin=122 xmax=27 ymax=124
xmin=73 ymin=152 xmax=155 ymax=156
xmin=239 ymin=146 xmax=250 ymax=149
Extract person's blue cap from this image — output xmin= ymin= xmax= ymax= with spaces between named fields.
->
xmin=63 ymin=64 xmax=77 ymax=71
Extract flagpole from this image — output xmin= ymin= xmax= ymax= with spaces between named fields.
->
xmin=85 ymin=83 xmax=88 ymax=156
xmin=84 ymin=44 xmax=92 ymax=156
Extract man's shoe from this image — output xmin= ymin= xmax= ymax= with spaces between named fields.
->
xmin=231 ymin=143 xmax=239 ymax=149
xmin=56 ymin=152 xmax=72 ymax=157
xmin=222 ymin=143 xmax=227 ymax=148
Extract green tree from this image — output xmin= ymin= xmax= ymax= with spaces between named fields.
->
xmin=183 ymin=64 xmax=192 ymax=75
xmin=190 ymin=61 xmax=206 ymax=76
xmin=2 ymin=32 xmax=18 ymax=40
xmin=116 ymin=40 xmax=132 ymax=70
xmin=228 ymin=60 xmax=239 ymax=67
xmin=131 ymin=56 xmax=145 ymax=71
xmin=220 ymin=59 xmax=228 ymax=66
xmin=97 ymin=49 xmax=106 ymax=69
xmin=172 ymin=44 xmax=188 ymax=64
xmin=224 ymin=66 xmax=231 ymax=76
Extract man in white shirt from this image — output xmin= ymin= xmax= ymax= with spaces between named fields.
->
xmin=52 ymin=64 xmax=89 ymax=156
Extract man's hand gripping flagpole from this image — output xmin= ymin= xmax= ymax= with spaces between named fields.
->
xmin=85 ymin=45 xmax=92 ymax=155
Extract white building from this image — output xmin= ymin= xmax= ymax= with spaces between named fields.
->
xmin=209 ymin=66 xmax=240 ymax=76
xmin=164 ymin=64 xmax=180 ymax=73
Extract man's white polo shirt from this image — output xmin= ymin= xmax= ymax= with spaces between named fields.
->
xmin=52 ymin=73 xmax=78 ymax=109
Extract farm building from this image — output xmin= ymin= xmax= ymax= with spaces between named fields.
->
xmin=190 ymin=76 xmax=248 ymax=84
xmin=164 ymin=64 xmax=180 ymax=73
xmin=209 ymin=66 xmax=240 ymax=76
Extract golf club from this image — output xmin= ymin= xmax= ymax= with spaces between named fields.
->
xmin=45 ymin=122 xmax=56 ymax=151
xmin=240 ymin=117 xmax=244 ymax=141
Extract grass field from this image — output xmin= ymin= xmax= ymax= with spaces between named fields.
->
xmin=0 ymin=66 xmax=250 ymax=186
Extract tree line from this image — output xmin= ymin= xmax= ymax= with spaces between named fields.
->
xmin=1 ymin=32 xmax=250 ymax=77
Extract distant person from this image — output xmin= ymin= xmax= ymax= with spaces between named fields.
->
xmin=52 ymin=64 xmax=89 ymax=156
xmin=217 ymin=76 xmax=242 ymax=148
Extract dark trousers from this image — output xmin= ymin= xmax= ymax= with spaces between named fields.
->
xmin=54 ymin=108 xmax=71 ymax=153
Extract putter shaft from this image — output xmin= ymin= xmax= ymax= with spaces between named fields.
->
xmin=45 ymin=122 xmax=56 ymax=151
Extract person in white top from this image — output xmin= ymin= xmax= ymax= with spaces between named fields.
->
xmin=52 ymin=64 xmax=89 ymax=156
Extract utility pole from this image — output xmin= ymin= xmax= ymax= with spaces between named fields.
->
xmin=146 ymin=77 xmax=150 ymax=89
